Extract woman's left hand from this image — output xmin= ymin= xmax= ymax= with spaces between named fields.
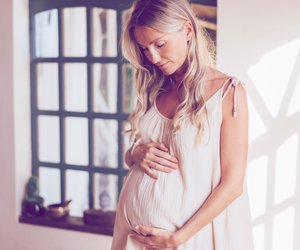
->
xmin=130 ymin=225 xmax=183 ymax=249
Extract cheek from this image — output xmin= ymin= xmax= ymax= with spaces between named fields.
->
xmin=165 ymin=41 xmax=187 ymax=61
xmin=172 ymin=41 xmax=188 ymax=63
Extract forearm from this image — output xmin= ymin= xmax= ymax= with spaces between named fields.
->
xmin=175 ymin=181 xmax=243 ymax=244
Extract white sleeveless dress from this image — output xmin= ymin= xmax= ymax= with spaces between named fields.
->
xmin=111 ymin=77 xmax=254 ymax=250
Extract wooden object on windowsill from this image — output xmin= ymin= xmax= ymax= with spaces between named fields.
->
xmin=83 ymin=209 xmax=115 ymax=228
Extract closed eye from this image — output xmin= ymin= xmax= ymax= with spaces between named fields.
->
xmin=156 ymin=43 xmax=166 ymax=49
xmin=138 ymin=41 xmax=166 ymax=52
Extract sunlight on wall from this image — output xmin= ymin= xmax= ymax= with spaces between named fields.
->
xmin=246 ymin=38 xmax=300 ymax=250
xmin=248 ymin=39 xmax=300 ymax=117
xmin=247 ymin=157 xmax=268 ymax=250
xmin=248 ymin=99 xmax=267 ymax=142
xmin=275 ymin=134 xmax=297 ymax=205
xmin=273 ymin=207 xmax=295 ymax=250
xmin=248 ymin=157 xmax=268 ymax=220
xmin=252 ymin=224 xmax=265 ymax=250
xmin=288 ymin=73 xmax=300 ymax=116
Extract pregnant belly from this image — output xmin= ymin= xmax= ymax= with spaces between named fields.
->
xmin=118 ymin=165 xmax=185 ymax=231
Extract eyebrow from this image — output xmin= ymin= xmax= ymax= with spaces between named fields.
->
xmin=137 ymin=35 xmax=166 ymax=47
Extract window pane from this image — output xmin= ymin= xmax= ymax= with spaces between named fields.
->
xmin=37 ymin=63 xmax=59 ymax=110
xmin=34 ymin=9 xmax=58 ymax=58
xmin=63 ymin=7 xmax=87 ymax=57
xmin=64 ymin=63 xmax=87 ymax=112
xmin=39 ymin=167 xmax=61 ymax=205
xmin=38 ymin=115 xmax=60 ymax=163
xmin=66 ymin=170 xmax=89 ymax=217
xmin=93 ymin=63 xmax=117 ymax=113
xmin=65 ymin=117 xmax=89 ymax=166
xmin=94 ymin=119 xmax=118 ymax=168
xmin=94 ymin=173 xmax=118 ymax=211
xmin=92 ymin=8 xmax=117 ymax=57
xmin=122 ymin=121 xmax=131 ymax=169
xmin=122 ymin=63 xmax=136 ymax=113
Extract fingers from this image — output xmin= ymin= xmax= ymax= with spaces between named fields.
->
xmin=151 ymin=155 xmax=178 ymax=170
xmin=131 ymin=225 xmax=176 ymax=249
xmin=131 ymin=226 xmax=155 ymax=247
xmin=133 ymin=142 xmax=179 ymax=178
xmin=148 ymin=143 xmax=179 ymax=165
xmin=148 ymin=161 xmax=172 ymax=173
xmin=153 ymin=142 xmax=169 ymax=152
xmin=129 ymin=234 xmax=150 ymax=245
xmin=130 ymin=234 xmax=157 ymax=249
xmin=141 ymin=162 xmax=158 ymax=179
xmin=142 ymin=159 xmax=176 ymax=179
xmin=135 ymin=225 xmax=153 ymax=236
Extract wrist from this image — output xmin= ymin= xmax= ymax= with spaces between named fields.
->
xmin=172 ymin=229 xmax=188 ymax=247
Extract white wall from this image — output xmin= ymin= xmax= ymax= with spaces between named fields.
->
xmin=218 ymin=1 xmax=300 ymax=250
xmin=1 ymin=0 xmax=300 ymax=249
xmin=0 ymin=0 xmax=112 ymax=249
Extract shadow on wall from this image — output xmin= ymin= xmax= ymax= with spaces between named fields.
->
xmin=236 ymin=8 xmax=300 ymax=250
xmin=247 ymin=46 xmax=300 ymax=250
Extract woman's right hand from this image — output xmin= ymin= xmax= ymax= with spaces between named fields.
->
xmin=130 ymin=142 xmax=179 ymax=179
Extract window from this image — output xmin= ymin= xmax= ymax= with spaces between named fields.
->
xmin=20 ymin=0 xmax=217 ymax=235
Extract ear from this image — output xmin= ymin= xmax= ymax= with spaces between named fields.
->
xmin=184 ymin=20 xmax=193 ymax=41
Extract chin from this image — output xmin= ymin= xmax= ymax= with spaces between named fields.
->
xmin=160 ymin=68 xmax=176 ymax=76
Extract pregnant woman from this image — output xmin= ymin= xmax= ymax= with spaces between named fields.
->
xmin=111 ymin=0 xmax=254 ymax=249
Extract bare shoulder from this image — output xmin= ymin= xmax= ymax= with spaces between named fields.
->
xmin=205 ymin=66 xmax=248 ymax=120
xmin=206 ymin=66 xmax=229 ymax=81
xmin=204 ymin=67 xmax=230 ymax=99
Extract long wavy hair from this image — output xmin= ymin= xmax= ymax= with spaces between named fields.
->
xmin=122 ymin=0 xmax=215 ymax=144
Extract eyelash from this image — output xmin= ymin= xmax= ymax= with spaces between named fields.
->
xmin=156 ymin=43 xmax=165 ymax=48
xmin=141 ymin=43 xmax=166 ymax=52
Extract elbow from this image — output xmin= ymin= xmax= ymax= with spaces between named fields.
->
xmin=232 ymin=184 xmax=243 ymax=199
xmin=221 ymin=181 xmax=244 ymax=200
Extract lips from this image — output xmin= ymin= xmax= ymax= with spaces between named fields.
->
xmin=157 ymin=62 xmax=169 ymax=70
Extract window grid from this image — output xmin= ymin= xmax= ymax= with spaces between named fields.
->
xmin=30 ymin=1 xmax=131 ymax=215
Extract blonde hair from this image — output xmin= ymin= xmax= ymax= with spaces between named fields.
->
xmin=122 ymin=0 xmax=215 ymax=144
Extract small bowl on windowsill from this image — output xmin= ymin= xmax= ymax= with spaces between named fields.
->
xmin=46 ymin=200 xmax=72 ymax=220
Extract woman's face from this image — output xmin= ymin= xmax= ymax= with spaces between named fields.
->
xmin=134 ymin=23 xmax=192 ymax=77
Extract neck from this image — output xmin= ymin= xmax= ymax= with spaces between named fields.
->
xmin=163 ymin=77 xmax=183 ymax=100
xmin=173 ymin=70 xmax=184 ymax=83
xmin=172 ymin=59 xmax=188 ymax=84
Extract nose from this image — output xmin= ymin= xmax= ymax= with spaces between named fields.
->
xmin=147 ymin=49 xmax=161 ymax=64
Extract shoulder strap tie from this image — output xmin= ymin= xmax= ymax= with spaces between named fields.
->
xmin=221 ymin=77 xmax=240 ymax=117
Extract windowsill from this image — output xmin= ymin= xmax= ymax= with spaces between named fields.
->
xmin=19 ymin=214 xmax=113 ymax=236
